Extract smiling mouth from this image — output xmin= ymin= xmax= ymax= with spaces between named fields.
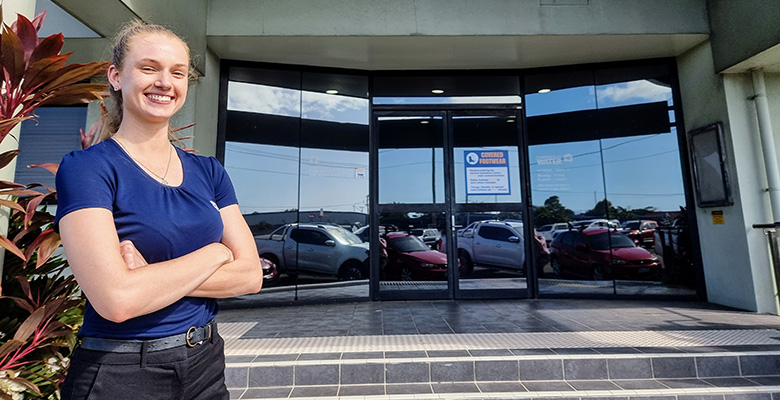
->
xmin=147 ymin=94 xmax=173 ymax=103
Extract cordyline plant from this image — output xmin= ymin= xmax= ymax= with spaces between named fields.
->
xmin=0 ymin=6 xmax=109 ymax=399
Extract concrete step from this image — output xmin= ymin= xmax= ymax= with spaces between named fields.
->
xmin=225 ymin=348 xmax=780 ymax=399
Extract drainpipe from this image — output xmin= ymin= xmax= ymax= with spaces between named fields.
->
xmin=752 ymin=69 xmax=780 ymax=221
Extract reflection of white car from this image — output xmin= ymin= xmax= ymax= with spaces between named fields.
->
xmin=538 ymin=222 xmax=568 ymax=244
xmin=551 ymin=219 xmax=620 ymax=241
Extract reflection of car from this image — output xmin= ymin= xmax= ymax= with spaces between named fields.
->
xmin=410 ymin=228 xmax=441 ymax=249
xmin=354 ymin=225 xmax=386 ymax=243
xmin=261 ymin=256 xmax=280 ymax=286
xmin=538 ymin=222 xmax=568 ymax=244
xmin=454 ymin=220 xmax=525 ymax=276
xmin=620 ymin=220 xmax=658 ymax=247
xmin=549 ymin=228 xmax=661 ymax=280
xmin=255 ymin=223 xmax=369 ymax=280
xmin=551 ymin=219 xmax=620 ymax=241
xmin=384 ymin=232 xmax=449 ymax=281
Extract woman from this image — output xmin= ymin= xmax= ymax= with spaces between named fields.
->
xmin=56 ymin=20 xmax=263 ymax=400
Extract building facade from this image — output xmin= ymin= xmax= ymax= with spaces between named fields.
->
xmin=7 ymin=0 xmax=780 ymax=313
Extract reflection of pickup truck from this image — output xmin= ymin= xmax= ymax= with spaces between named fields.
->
xmin=254 ymin=223 xmax=369 ymax=280
xmin=450 ymin=220 xmax=526 ymax=276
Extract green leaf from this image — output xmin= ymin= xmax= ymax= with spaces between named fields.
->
xmin=13 ymin=306 xmax=45 ymax=342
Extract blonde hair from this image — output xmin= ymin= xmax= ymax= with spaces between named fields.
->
xmin=100 ymin=20 xmax=192 ymax=142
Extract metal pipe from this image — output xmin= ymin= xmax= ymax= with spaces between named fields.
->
xmin=752 ymin=69 xmax=780 ymax=221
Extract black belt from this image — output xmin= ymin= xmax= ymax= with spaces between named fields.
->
xmin=79 ymin=320 xmax=216 ymax=353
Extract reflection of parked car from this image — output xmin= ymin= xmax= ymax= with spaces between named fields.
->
xmin=354 ymin=225 xmax=386 ymax=243
xmin=255 ymin=223 xmax=369 ymax=280
xmin=260 ymin=256 xmax=280 ymax=286
xmin=410 ymin=228 xmax=441 ymax=249
xmin=551 ymin=219 xmax=620 ymax=241
xmin=453 ymin=220 xmax=526 ymax=276
xmin=384 ymin=232 xmax=449 ymax=281
xmin=549 ymin=228 xmax=661 ymax=280
xmin=538 ymin=222 xmax=568 ymax=244
xmin=620 ymin=220 xmax=658 ymax=247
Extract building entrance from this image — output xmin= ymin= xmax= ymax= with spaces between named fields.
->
xmin=372 ymin=110 xmax=531 ymax=300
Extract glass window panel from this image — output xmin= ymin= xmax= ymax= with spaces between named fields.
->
xmin=373 ymin=75 xmax=521 ymax=105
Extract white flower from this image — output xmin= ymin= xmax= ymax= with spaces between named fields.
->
xmin=0 ymin=375 xmax=29 ymax=400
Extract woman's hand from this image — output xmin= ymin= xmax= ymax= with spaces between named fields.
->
xmin=119 ymin=240 xmax=148 ymax=270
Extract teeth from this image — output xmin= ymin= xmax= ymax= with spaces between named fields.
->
xmin=147 ymin=94 xmax=172 ymax=102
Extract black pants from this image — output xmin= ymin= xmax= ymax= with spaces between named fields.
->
xmin=61 ymin=334 xmax=229 ymax=400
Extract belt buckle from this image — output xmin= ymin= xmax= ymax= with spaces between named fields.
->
xmin=185 ymin=326 xmax=198 ymax=347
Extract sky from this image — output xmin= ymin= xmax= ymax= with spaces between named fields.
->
xmin=224 ymin=79 xmax=685 ymax=219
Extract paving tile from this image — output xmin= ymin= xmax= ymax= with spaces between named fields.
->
xmin=519 ymin=359 xmax=564 ymax=380
xmin=595 ymin=347 xmax=643 ymax=354
xmin=476 ymin=360 xmax=519 ymax=381
xmin=253 ymin=354 xmax=299 ymax=362
xmin=386 ymin=361 xmax=430 ymax=383
xmin=613 ymin=379 xmax=669 ymax=390
xmin=567 ymin=380 xmax=622 ymax=390
xmin=704 ymin=377 xmax=761 ymax=387
xmin=749 ymin=376 xmax=780 ymax=385
xmin=341 ymin=351 xmax=384 ymax=359
xmin=294 ymin=364 xmax=338 ymax=386
xmin=228 ymin=388 xmax=244 ymax=400
xmin=522 ymin=380 xmax=575 ymax=392
xmin=249 ymin=366 xmax=295 ymax=387
xmin=511 ymin=348 xmax=557 ymax=356
xmin=677 ymin=396 xmax=725 ymax=400
xmin=337 ymin=384 xmax=385 ymax=396
xmin=225 ymin=355 xmax=255 ymax=363
xmin=385 ymin=383 xmax=433 ymax=394
xmin=609 ymin=358 xmax=653 ymax=379
xmin=628 ymin=397 xmax=675 ymax=400
xmin=588 ymin=397 xmax=628 ymax=400
xmin=658 ymin=378 xmax=714 ymax=388
xmin=385 ymin=350 xmax=427 ymax=358
xmin=427 ymin=350 xmax=471 ymax=357
xmin=469 ymin=349 xmax=515 ymax=356
xmin=554 ymin=347 xmax=600 ymax=355
xmin=478 ymin=381 xmax=528 ymax=392
xmin=696 ymin=356 xmax=741 ymax=377
xmin=225 ymin=366 xmax=248 ymax=389
xmin=289 ymin=385 xmax=339 ymax=397
xmin=725 ymin=394 xmax=772 ymax=400
xmin=652 ymin=357 xmax=697 ymax=378
xmin=297 ymin=352 xmax=341 ymax=360
xmin=432 ymin=382 xmax=481 ymax=393
xmin=431 ymin=361 xmax=474 ymax=382
xmin=636 ymin=347 xmax=686 ymax=353
xmin=741 ymin=355 xmax=780 ymax=376
xmin=564 ymin=358 xmax=608 ymax=380
xmin=340 ymin=363 xmax=384 ymax=384
xmin=242 ymin=387 xmax=292 ymax=399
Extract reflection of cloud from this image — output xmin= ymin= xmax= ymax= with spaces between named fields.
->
xmin=228 ymin=82 xmax=300 ymax=117
xmin=598 ymin=80 xmax=671 ymax=103
xmin=302 ymin=92 xmax=369 ymax=124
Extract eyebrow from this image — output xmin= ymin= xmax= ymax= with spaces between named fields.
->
xmin=137 ymin=58 xmax=188 ymax=68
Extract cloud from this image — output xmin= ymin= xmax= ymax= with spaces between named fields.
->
xmin=302 ymin=92 xmax=369 ymax=124
xmin=597 ymin=80 xmax=671 ymax=104
xmin=227 ymin=81 xmax=300 ymax=117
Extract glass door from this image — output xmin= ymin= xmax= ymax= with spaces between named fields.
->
xmin=450 ymin=111 xmax=531 ymax=299
xmin=373 ymin=111 xmax=452 ymax=299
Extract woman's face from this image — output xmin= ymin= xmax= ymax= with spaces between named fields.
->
xmin=109 ymin=32 xmax=189 ymax=127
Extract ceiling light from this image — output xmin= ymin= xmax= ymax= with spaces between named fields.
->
xmin=538 ymin=88 xmax=551 ymax=94
xmin=507 ymin=119 xmax=515 ymax=123
xmin=431 ymin=89 xmax=444 ymax=94
xmin=325 ymin=89 xmax=339 ymax=94
xmin=420 ymin=121 xmax=430 ymax=124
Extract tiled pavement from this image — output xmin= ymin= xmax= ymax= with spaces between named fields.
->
xmin=216 ymin=295 xmax=780 ymax=399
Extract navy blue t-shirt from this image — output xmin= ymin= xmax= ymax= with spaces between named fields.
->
xmin=54 ymin=139 xmax=238 ymax=339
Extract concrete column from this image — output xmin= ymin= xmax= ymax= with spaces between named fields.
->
xmin=751 ymin=69 xmax=780 ymax=221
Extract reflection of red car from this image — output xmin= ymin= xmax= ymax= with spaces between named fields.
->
xmin=261 ymin=257 xmax=280 ymax=286
xmin=620 ymin=220 xmax=658 ymax=247
xmin=384 ymin=233 xmax=449 ymax=281
xmin=549 ymin=228 xmax=661 ymax=280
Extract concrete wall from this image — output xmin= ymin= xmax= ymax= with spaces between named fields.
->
xmin=207 ymin=0 xmax=708 ymax=37
xmin=707 ymin=0 xmax=780 ymax=73
xmin=678 ymin=40 xmax=780 ymax=313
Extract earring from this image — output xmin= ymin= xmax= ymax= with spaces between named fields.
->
xmin=113 ymin=86 xmax=120 ymax=91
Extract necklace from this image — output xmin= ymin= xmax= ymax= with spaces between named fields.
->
xmin=113 ymin=138 xmax=174 ymax=185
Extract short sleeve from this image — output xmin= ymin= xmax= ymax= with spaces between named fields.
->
xmin=209 ymin=157 xmax=238 ymax=209
xmin=53 ymin=150 xmax=115 ymax=231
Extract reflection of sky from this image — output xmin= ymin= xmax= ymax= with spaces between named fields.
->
xmin=225 ymin=78 xmax=685 ymax=218
xmin=373 ymin=95 xmax=522 ymax=105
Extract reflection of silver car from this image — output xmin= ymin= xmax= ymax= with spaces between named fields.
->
xmin=538 ymin=222 xmax=568 ymax=244
xmin=455 ymin=220 xmax=526 ymax=276
xmin=410 ymin=228 xmax=441 ymax=248
xmin=255 ymin=223 xmax=369 ymax=280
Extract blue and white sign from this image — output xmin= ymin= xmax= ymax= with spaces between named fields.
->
xmin=465 ymin=150 xmax=511 ymax=195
